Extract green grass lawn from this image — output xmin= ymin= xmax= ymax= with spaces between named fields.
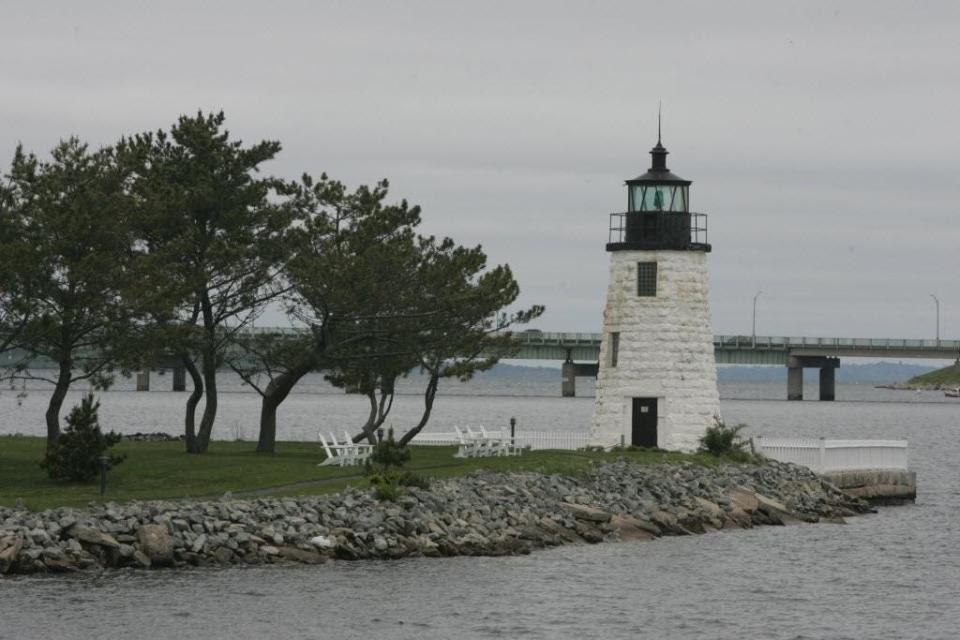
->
xmin=0 ymin=436 xmax=721 ymax=511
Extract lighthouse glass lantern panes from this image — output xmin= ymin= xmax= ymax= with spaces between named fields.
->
xmin=637 ymin=262 xmax=657 ymax=296
xmin=675 ymin=186 xmax=687 ymax=211
xmin=630 ymin=185 xmax=689 ymax=212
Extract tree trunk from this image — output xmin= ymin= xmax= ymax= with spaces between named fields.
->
xmin=258 ymin=395 xmax=280 ymax=454
xmin=374 ymin=389 xmax=395 ymax=430
xmin=182 ymin=355 xmax=203 ymax=454
xmin=195 ymin=293 xmax=218 ymax=453
xmin=195 ymin=344 xmax=218 ymax=453
xmin=256 ymin=357 xmax=315 ymax=454
xmin=399 ymin=372 xmax=439 ymax=447
xmin=353 ymin=390 xmax=379 ymax=445
xmin=373 ymin=376 xmax=396 ymax=431
xmin=44 ymin=357 xmax=73 ymax=451
xmin=350 ymin=376 xmax=397 ymax=444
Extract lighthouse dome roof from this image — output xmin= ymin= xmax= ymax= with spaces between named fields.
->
xmin=626 ymin=168 xmax=691 ymax=186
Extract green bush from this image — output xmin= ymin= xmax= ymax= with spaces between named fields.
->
xmin=398 ymin=470 xmax=431 ymax=490
xmin=370 ymin=478 xmax=406 ymax=502
xmin=366 ymin=429 xmax=410 ymax=471
xmin=40 ymin=394 xmax=126 ymax=482
xmin=699 ymin=420 xmax=749 ymax=459
xmin=364 ymin=428 xmax=425 ymax=501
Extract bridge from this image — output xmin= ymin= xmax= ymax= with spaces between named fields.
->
xmin=5 ymin=329 xmax=957 ymax=400
xmin=513 ymin=332 xmax=960 ymax=363
xmin=512 ymin=332 xmax=960 ymax=400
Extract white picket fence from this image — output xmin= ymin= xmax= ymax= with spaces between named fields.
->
xmin=755 ymin=437 xmax=909 ymax=473
xmin=410 ymin=429 xmax=591 ymax=451
xmin=410 ymin=431 xmax=910 ymax=471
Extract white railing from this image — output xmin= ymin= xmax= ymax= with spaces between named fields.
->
xmin=714 ymin=335 xmax=960 ymax=351
xmin=755 ymin=437 xmax=909 ymax=473
xmin=514 ymin=431 xmax=591 ymax=451
xmin=408 ymin=432 xmax=459 ymax=446
xmin=410 ymin=429 xmax=591 ymax=451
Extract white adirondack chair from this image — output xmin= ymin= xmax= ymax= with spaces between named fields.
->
xmin=344 ymin=430 xmax=374 ymax=465
xmin=329 ymin=431 xmax=358 ymax=466
xmin=318 ymin=430 xmax=349 ymax=466
xmin=453 ymin=425 xmax=477 ymax=458
xmin=466 ymin=425 xmax=492 ymax=457
xmin=480 ymin=426 xmax=518 ymax=456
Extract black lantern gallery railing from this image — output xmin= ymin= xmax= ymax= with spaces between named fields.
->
xmin=606 ymin=211 xmax=710 ymax=252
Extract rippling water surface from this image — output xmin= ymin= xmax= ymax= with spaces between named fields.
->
xmin=1 ymin=377 xmax=958 ymax=639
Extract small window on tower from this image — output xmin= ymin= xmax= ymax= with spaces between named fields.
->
xmin=637 ymin=262 xmax=657 ymax=297
xmin=609 ymin=332 xmax=620 ymax=367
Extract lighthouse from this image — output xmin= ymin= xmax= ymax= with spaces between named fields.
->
xmin=590 ymin=125 xmax=720 ymax=452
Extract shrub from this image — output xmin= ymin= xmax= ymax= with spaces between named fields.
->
xmin=40 ymin=394 xmax=126 ymax=482
xmin=364 ymin=428 xmax=423 ymax=501
xmin=366 ymin=428 xmax=410 ymax=471
xmin=398 ymin=470 xmax=431 ymax=490
xmin=370 ymin=478 xmax=406 ymax=502
xmin=699 ymin=419 xmax=749 ymax=458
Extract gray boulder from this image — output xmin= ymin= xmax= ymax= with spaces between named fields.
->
xmin=560 ymin=502 xmax=612 ymax=523
xmin=137 ymin=524 xmax=173 ymax=566
xmin=68 ymin=524 xmax=120 ymax=549
xmin=0 ymin=537 xmax=23 ymax=574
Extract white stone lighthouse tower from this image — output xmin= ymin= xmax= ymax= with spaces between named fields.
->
xmin=590 ymin=127 xmax=720 ymax=452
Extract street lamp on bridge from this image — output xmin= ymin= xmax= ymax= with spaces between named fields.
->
xmin=752 ymin=290 xmax=762 ymax=345
xmin=930 ymin=293 xmax=940 ymax=345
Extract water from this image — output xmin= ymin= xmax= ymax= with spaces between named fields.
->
xmin=0 ymin=371 xmax=951 ymax=441
xmin=1 ymin=377 xmax=959 ymax=639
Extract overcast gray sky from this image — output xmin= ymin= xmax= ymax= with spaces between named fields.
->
xmin=3 ymin=1 xmax=958 ymax=338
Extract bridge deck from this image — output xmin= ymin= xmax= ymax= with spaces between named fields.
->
xmin=4 ymin=330 xmax=957 ymax=370
xmin=511 ymin=332 xmax=960 ymax=363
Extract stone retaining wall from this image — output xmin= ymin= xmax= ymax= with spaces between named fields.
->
xmin=822 ymin=470 xmax=917 ymax=505
xmin=0 ymin=460 xmax=873 ymax=575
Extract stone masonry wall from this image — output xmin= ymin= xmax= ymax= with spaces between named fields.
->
xmin=591 ymin=249 xmax=720 ymax=451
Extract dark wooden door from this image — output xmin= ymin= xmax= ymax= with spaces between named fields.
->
xmin=631 ymin=397 xmax=658 ymax=448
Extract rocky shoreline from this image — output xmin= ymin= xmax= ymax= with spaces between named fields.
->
xmin=0 ymin=460 xmax=873 ymax=575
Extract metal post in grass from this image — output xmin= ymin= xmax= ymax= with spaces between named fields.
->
xmin=98 ymin=455 xmax=109 ymax=497
xmin=510 ymin=417 xmax=516 ymax=448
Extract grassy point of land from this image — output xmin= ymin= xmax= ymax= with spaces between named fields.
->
xmin=907 ymin=362 xmax=960 ymax=388
xmin=0 ymin=436 xmax=724 ymax=511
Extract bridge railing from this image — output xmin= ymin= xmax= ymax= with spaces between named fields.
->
xmin=755 ymin=437 xmax=909 ymax=473
xmin=714 ymin=335 xmax=960 ymax=351
xmin=518 ymin=331 xmax=602 ymax=345
xmin=213 ymin=327 xmax=957 ymax=354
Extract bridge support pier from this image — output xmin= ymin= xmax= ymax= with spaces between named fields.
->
xmin=562 ymin=361 xmax=576 ymax=397
xmin=787 ymin=366 xmax=803 ymax=401
xmin=136 ymin=370 xmax=150 ymax=392
xmin=819 ymin=366 xmax=836 ymax=401
xmin=786 ymin=356 xmax=839 ymax=401
xmin=561 ymin=351 xmax=600 ymax=397
xmin=172 ymin=366 xmax=186 ymax=392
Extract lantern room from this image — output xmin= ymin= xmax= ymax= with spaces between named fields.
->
xmin=607 ymin=134 xmax=709 ymax=252
xmin=626 ymin=139 xmax=691 ymax=213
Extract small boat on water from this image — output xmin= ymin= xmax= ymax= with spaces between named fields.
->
xmin=945 ymin=387 xmax=960 ymax=398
